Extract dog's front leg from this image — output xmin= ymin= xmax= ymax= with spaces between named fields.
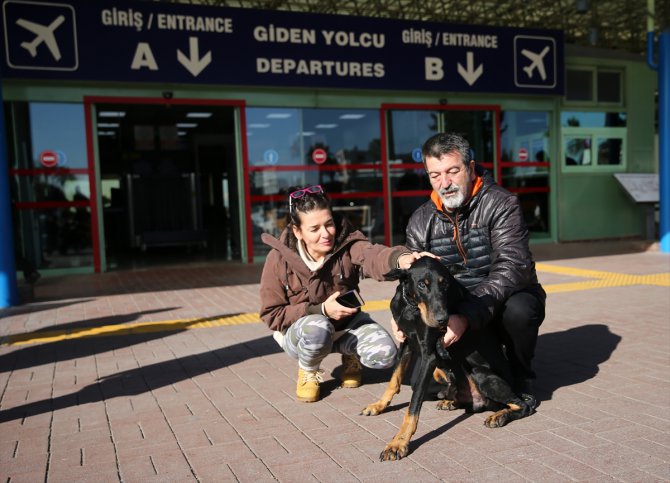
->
xmin=361 ymin=343 xmax=412 ymax=416
xmin=380 ymin=355 xmax=436 ymax=461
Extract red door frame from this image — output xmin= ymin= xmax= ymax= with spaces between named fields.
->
xmin=379 ymin=103 xmax=502 ymax=244
xmin=83 ymin=96 xmax=249 ymax=271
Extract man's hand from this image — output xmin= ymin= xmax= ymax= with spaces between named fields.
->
xmin=322 ymin=291 xmax=359 ymax=320
xmin=390 ymin=316 xmax=406 ymax=343
xmin=442 ymin=314 xmax=468 ymax=347
xmin=397 ymin=251 xmax=439 ymax=269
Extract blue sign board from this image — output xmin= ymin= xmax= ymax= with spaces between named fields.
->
xmin=0 ymin=0 xmax=564 ymax=95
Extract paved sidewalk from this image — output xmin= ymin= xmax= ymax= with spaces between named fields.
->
xmin=1 ymin=249 xmax=669 ymax=482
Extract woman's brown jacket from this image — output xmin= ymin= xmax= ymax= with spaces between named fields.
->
xmin=260 ymin=216 xmax=406 ymax=332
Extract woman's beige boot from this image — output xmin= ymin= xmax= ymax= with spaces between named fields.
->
xmin=340 ymin=354 xmax=362 ymax=388
xmin=296 ymin=368 xmax=323 ymax=402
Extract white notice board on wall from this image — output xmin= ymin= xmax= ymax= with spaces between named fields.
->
xmin=613 ymin=174 xmax=659 ymax=203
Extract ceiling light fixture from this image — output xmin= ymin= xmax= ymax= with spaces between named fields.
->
xmin=98 ymin=111 xmax=126 ymax=118
xmin=339 ymin=114 xmax=365 ymax=120
xmin=186 ymin=112 xmax=213 ymax=118
xmin=266 ymin=113 xmax=292 ymax=119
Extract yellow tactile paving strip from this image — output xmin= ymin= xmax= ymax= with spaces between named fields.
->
xmin=535 ymin=263 xmax=670 ymax=293
xmin=2 ymin=263 xmax=668 ymax=347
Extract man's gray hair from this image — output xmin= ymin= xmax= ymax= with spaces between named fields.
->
xmin=421 ymin=132 xmax=471 ymax=168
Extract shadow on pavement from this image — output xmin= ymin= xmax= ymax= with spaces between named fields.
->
xmin=534 ymin=324 xmax=622 ymax=401
xmin=0 ymin=299 xmax=95 ymax=317
xmin=0 ymin=335 xmax=281 ymax=423
xmin=0 ymin=310 xmax=237 ymax=373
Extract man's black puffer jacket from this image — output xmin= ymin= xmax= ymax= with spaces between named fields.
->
xmin=405 ymin=166 xmax=546 ymax=331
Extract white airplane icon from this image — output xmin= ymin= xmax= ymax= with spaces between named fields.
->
xmin=16 ymin=15 xmax=65 ymax=61
xmin=521 ymin=46 xmax=550 ymax=80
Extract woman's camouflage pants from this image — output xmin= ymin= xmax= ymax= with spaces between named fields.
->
xmin=282 ymin=312 xmax=397 ymax=371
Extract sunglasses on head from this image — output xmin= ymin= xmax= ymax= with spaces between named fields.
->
xmin=289 ymin=185 xmax=323 ymax=210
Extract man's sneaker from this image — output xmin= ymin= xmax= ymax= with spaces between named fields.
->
xmin=520 ymin=392 xmax=537 ymax=410
xmin=340 ymin=354 xmax=362 ymax=388
xmin=296 ymin=368 xmax=323 ymax=402
xmin=516 ymin=379 xmax=537 ymax=410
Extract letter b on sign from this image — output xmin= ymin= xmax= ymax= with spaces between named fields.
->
xmin=425 ymin=57 xmax=444 ymax=81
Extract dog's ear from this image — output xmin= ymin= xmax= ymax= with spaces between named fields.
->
xmin=384 ymin=268 xmax=407 ymax=281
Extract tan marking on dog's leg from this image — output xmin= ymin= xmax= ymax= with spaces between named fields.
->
xmin=361 ymin=353 xmax=411 ymax=416
xmin=380 ymin=410 xmax=419 ymax=461
xmin=433 ymin=367 xmax=448 ymax=384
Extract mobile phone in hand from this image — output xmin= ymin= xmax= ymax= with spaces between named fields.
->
xmin=336 ymin=289 xmax=365 ymax=308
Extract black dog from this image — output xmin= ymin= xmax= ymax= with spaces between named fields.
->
xmin=361 ymin=257 xmax=534 ymax=461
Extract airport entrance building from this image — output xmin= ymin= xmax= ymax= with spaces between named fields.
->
xmin=0 ymin=0 xmax=657 ymax=274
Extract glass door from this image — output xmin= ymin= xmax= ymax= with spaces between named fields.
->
xmin=381 ymin=104 xmax=501 ymax=245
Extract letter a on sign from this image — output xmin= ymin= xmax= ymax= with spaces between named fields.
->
xmin=131 ymin=43 xmax=159 ymax=71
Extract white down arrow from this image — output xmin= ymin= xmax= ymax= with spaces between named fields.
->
xmin=457 ymin=52 xmax=483 ymax=86
xmin=177 ymin=37 xmax=212 ymax=77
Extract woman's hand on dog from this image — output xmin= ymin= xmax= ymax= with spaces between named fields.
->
xmin=397 ymin=251 xmax=439 ymax=269
xmin=442 ymin=314 xmax=468 ymax=347
xmin=322 ymin=292 xmax=360 ymax=320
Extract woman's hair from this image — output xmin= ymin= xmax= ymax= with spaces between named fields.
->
xmin=284 ymin=185 xmax=332 ymax=250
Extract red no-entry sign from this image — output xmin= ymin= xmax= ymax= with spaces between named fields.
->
xmin=518 ymin=147 xmax=529 ymax=162
xmin=39 ymin=150 xmax=58 ymax=168
xmin=312 ymin=148 xmax=327 ymax=165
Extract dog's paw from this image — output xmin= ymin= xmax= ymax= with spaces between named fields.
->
xmin=484 ymin=412 xmax=509 ymax=428
xmin=361 ymin=402 xmax=386 ymax=416
xmin=379 ymin=442 xmax=409 ymax=461
xmin=436 ymin=400 xmax=460 ymax=411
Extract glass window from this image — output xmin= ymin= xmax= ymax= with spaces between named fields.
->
xmin=516 ymin=192 xmax=549 ymax=233
xmin=8 ymin=101 xmax=94 ymax=271
xmin=501 ymin=111 xmax=550 ymax=162
xmin=561 ymin=112 xmax=626 ymax=128
xmin=562 ymin=130 xmax=626 ymax=171
xmin=597 ymin=71 xmax=622 ymax=103
xmin=388 ymin=109 xmax=496 ymax=165
xmin=564 ymin=137 xmax=592 ymax=165
xmin=248 ymin=107 xmax=382 ymax=257
xmin=302 ymin=108 xmax=380 ymax=165
xmin=15 ymin=173 xmax=91 ymax=202
xmin=596 ymin=138 xmax=623 ymax=165
xmin=566 ymin=69 xmax=593 ymax=102
xmin=500 ymin=111 xmax=550 ymax=234
xmin=29 ymin=103 xmax=88 ymax=169
xmin=565 ymin=68 xmax=623 ymax=106
xmin=388 ymin=110 xmax=438 ymax=163
xmin=246 ymin=108 xmax=302 ymax=167
xmin=14 ymin=207 xmax=93 ymax=270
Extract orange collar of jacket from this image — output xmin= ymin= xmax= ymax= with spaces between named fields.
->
xmin=430 ymin=175 xmax=483 ymax=213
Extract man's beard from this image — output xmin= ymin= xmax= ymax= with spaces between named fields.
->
xmin=439 ymin=184 xmax=466 ymax=210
